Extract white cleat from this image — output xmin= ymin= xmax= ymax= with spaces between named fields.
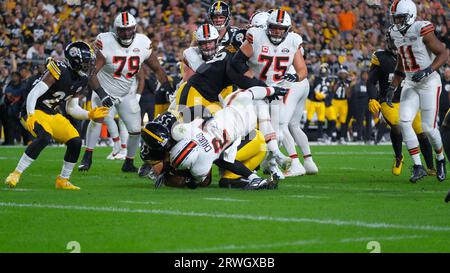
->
xmin=106 ymin=151 xmax=120 ymax=160
xmin=114 ymin=148 xmax=127 ymax=160
xmin=304 ymin=159 xmax=319 ymax=175
xmin=284 ymin=164 xmax=306 ymax=177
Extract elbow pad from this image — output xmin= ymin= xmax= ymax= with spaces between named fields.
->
xmin=232 ymin=50 xmax=250 ymax=74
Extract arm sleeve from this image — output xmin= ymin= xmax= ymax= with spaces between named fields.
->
xmin=66 ymin=97 xmax=89 ymax=120
xmin=26 ymin=81 xmax=49 ymax=115
xmin=367 ymin=65 xmax=380 ymax=100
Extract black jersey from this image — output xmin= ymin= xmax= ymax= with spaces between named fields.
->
xmin=367 ymin=49 xmax=401 ymax=103
xmin=29 ymin=59 xmax=89 ymax=115
xmin=219 ymin=26 xmax=241 ymax=47
xmin=309 ymin=76 xmax=334 ymax=106
xmin=188 ymin=46 xmax=236 ymax=102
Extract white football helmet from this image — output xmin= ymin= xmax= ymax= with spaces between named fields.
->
xmin=249 ymin=11 xmax=270 ymax=30
xmin=266 ymin=9 xmax=291 ymax=45
xmin=390 ymin=0 xmax=417 ymax=32
xmin=113 ymin=12 xmax=137 ymax=46
xmin=170 ymin=139 xmax=200 ymax=171
xmin=195 ymin=24 xmax=220 ymax=61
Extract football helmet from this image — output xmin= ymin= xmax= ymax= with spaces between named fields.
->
xmin=64 ymin=41 xmax=95 ymax=77
xmin=208 ymin=1 xmax=231 ymax=30
xmin=248 ymin=11 xmax=270 ymax=29
xmin=266 ymin=9 xmax=291 ymax=45
xmin=141 ymin=122 xmax=170 ymax=151
xmin=390 ymin=0 xmax=416 ymax=32
xmin=170 ymin=139 xmax=200 ymax=171
xmin=195 ymin=24 xmax=220 ymax=61
xmin=114 ymin=12 xmax=137 ymax=46
xmin=319 ymin=63 xmax=330 ymax=77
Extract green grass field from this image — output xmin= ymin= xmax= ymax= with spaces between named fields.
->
xmin=0 ymin=145 xmax=449 ymax=253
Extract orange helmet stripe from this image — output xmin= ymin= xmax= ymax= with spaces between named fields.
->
xmin=391 ymin=0 xmax=400 ymax=13
xmin=122 ymin=12 xmax=128 ymax=26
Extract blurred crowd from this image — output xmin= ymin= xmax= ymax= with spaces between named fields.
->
xmin=0 ymin=0 xmax=449 ymax=145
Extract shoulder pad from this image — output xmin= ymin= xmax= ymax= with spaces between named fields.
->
xmin=370 ymin=52 xmax=380 ymax=66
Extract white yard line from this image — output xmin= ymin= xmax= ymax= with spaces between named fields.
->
xmin=283 ymin=184 xmax=448 ymax=194
xmin=288 ymin=195 xmax=330 ymax=199
xmin=204 ymin=197 xmax=249 ymax=202
xmin=0 ymin=202 xmax=449 ymax=232
xmin=163 ymin=235 xmax=426 ymax=252
xmin=0 ymin=188 xmax=36 ymax=192
xmin=119 ymin=200 xmax=160 ymax=205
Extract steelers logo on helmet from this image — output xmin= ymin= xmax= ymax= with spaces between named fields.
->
xmin=208 ymin=1 xmax=231 ymax=30
xmin=390 ymin=0 xmax=417 ymax=32
xmin=141 ymin=122 xmax=170 ymax=151
xmin=114 ymin=12 xmax=137 ymax=47
xmin=64 ymin=41 xmax=95 ymax=77
xmin=266 ymin=9 xmax=291 ymax=45
xmin=196 ymin=24 xmax=220 ymax=61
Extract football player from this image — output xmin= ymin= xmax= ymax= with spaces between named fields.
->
xmin=168 ymin=86 xmax=288 ymax=189
xmin=4 ymin=41 xmax=109 ymax=190
xmin=208 ymin=1 xmax=244 ymax=48
xmin=233 ymin=9 xmax=318 ymax=177
xmin=443 ymin=111 xmax=450 ymax=202
xmin=387 ymin=0 xmax=449 ymax=182
xmin=367 ymin=31 xmax=435 ymax=176
xmin=332 ymin=67 xmax=351 ymax=144
xmin=78 ymin=12 xmax=174 ymax=173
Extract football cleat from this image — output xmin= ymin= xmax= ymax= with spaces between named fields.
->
xmin=242 ymin=178 xmax=268 ymax=190
xmin=106 ymin=151 xmax=119 ymax=160
xmin=274 ymin=153 xmax=292 ymax=171
xmin=268 ymin=160 xmax=285 ymax=180
xmin=5 ymin=170 xmax=21 ymax=188
xmin=138 ymin=163 xmax=152 ymax=177
xmin=436 ymin=159 xmax=447 ymax=182
xmin=445 ymin=190 xmax=450 ymax=203
xmin=122 ymin=158 xmax=138 ymax=173
xmin=427 ymin=168 xmax=436 ymax=176
xmin=78 ymin=151 xmax=92 ymax=172
xmin=304 ymin=159 xmax=319 ymax=175
xmin=392 ymin=156 xmax=403 ymax=176
xmin=115 ymin=148 xmax=127 ymax=160
xmin=409 ymin=165 xmax=427 ymax=183
xmin=55 ymin=176 xmax=80 ymax=190
xmin=284 ymin=163 xmax=306 ymax=177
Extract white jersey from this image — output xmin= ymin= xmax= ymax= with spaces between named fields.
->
xmin=389 ymin=21 xmax=437 ymax=81
xmin=95 ymin=32 xmax=152 ymax=97
xmin=246 ymin=27 xmax=303 ymax=86
xmin=170 ymin=88 xmax=262 ymax=181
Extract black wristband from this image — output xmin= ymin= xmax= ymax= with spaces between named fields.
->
xmin=94 ymin=86 xmax=108 ymax=100
xmin=394 ymin=70 xmax=406 ymax=78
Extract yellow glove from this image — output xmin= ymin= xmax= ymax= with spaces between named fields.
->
xmin=88 ymin=107 xmax=109 ymax=120
xmin=26 ymin=114 xmax=38 ymax=133
xmin=315 ymin=91 xmax=326 ymax=101
xmin=368 ymin=99 xmax=381 ymax=114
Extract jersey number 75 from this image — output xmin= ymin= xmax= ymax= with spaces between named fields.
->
xmin=258 ymin=55 xmax=289 ymax=81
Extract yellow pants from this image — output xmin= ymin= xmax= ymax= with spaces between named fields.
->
xmin=23 ymin=110 xmax=79 ymax=143
xmin=381 ymin=102 xmax=423 ymax=134
xmin=154 ymin=91 xmax=169 ymax=119
xmin=306 ymin=100 xmax=325 ymax=122
xmin=222 ymin=130 xmax=267 ymax=179
xmin=175 ymin=82 xmax=223 ymax=118
xmin=325 ymin=105 xmax=337 ymax=121
xmin=332 ymin=99 xmax=348 ymax=124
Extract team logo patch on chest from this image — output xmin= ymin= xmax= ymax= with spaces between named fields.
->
xmin=262 ymin=46 xmax=269 ymax=53
xmin=282 ymin=48 xmax=289 ymax=53
xmin=133 ymin=48 xmax=140 ymax=53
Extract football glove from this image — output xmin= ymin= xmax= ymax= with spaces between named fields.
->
xmin=411 ymin=66 xmax=433 ymax=82
xmin=282 ymin=73 xmax=299 ymax=82
xmin=155 ymin=172 xmax=166 ymax=188
xmin=385 ymin=85 xmax=396 ymax=108
xmin=368 ymin=99 xmax=381 ymax=114
xmin=101 ymin=95 xmax=115 ymax=107
xmin=315 ymin=91 xmax=326 ymax=101
xmin=25 ymin=114 xmax=38 ymax=132
xmin=158 ymin=81 xmax=175 ymax=100
xmin=273 ymin=86 xmax=289 ymax=97
xmin=88 ymin=107 xmax=109 ymax=120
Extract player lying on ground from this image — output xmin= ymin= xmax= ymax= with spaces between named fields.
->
xmin=5 ymin=41 xmax=109 ymax=190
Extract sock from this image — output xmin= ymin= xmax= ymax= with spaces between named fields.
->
xmin=436 ymin=147 xmax=445 ymax=161
xmin=289 ymin=123 xmax=311 ymax=156
xmin=119 ymin=119 xmax=129 ymax=146
xmin=60 ymin=161 xmax=76 ymax=179
xmin=112 ymin=137 xmax=121 ymax=154
xmin=390 ymin=128 xmax=403 ymax=159
xmin=304 ymin=154 xmax=313 ymax=162
xmin=15 ymin=153 xmax=34 ymax=173
xmin=441 ymin=123 xmax=450 ymax=160
xmin=85 ymin=120 xmax=102 ymax=150
xmin=417 ymin=133 xmax=434 ymax=169
xmin=126 ymin=133 xmax=140 ymax=158
xmin=408 ymin=147 xmax=422 ymax=165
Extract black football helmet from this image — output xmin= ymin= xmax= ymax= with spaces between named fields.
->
xmin=141 ymin=122 xmax=170 ymax=151
xmin=64 ymin=41 xmax=95 ymax=77
xmin=208 ymin=1 xmax=231 ymax=30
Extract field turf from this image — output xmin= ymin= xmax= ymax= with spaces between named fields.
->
xmin=0 ymin=145 xmax=449 ymax=253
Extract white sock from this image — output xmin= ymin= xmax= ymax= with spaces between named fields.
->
xmin=289 ymin=123 xmax=311 ymax=156
xmin=15 ymin=153 xmax=35 ymax=173
xmin=436 ymin=150 xmax=445 ymax=161
xmin=86 ymin=121 xmax=102 ymax=150
xmin=60 ymin=161 xmax=76 ymax=179
xmin=126 ymin=134 xmax=140 ymax=158
xmin=119 ymin=119 xmax=129 ymax=146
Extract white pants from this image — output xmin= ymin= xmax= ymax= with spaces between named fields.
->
xmin=399 ymin=72 xmax=443 ymax=151
xmin=91 ymin=92 xmax=141 ymax=133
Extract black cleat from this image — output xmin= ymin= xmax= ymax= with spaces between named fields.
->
xmin=409 ymin=164 xmax=427 ymax=183
xmin=138 ymin=163 xmax=152 ymax=177
xmin=242 ymin=178 xmax=268 ymax=190
xmin=445 ymin=190 xmax=450 ymax=203
xmin=122 ymin=158 xmax=138 ymax=173
xmin=78 ymin=151 xmax=93 ymax=172
xmin=436 ymin=159 xmax=447 ymax=182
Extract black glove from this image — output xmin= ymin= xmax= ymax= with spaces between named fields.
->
xmin=158 ymin=81 xmax=174 ymax=95
xmin=385 ymin=85 xmax=396 ymax=108
xmin=155 ymin=172 xmax=166 ymax=188
xmin=411 ymin=66 xmax=433 ymax=82
xmin=101 ymin=96 xmax=115 ymax=107
xmin=273 ymin=86 xmax=289 ymax=96
xmin=282 ymin=73 xmax=299 ymax=82
xmin=185 ymin=177 xmax=198 ymax=189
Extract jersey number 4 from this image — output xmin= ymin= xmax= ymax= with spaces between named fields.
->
xmin=258 ymin=55 xmax=289 ymax=81
xmin=113 ymin=56 xmax=140 ymax=79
